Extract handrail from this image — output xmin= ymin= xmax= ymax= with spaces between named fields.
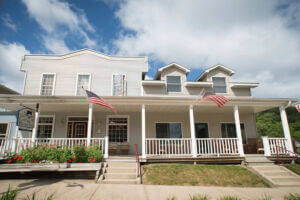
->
xmin=274 ymin=144 xmax=299 ymax=164
xmin=135 ymin=144 xmax=140 ymax=178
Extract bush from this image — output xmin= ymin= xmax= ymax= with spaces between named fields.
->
xmin=0 ymin=186 xmax=18 ymax=200
xmin=6 ymin=145 xmax=103 ymax=164
xmin=284 ymin=193 xmax=300 ymax=200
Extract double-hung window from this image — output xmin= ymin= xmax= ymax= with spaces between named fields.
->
xmin=76 ymin=74 xmax=91 ymax=96
xmin=108 ymin=117 xmax=128 ymax=142
xmin=221 ymin=123 xmax=247 ymax=144
xmin=156 ymin=123 xmax=182 ymax=138
xmin=112 ymin=74 xmax=126 ymax=96
xmin=166 ymin=76 xmax=181 ymax=92
xmin=40 ymin=74 xmax=55 ymax=96
xmin=212 ymin=77 xmax=227 ymax=93
xmin=0 ymin=123 xmax=8 ymax=138
xmin=37 ymin=116 xmax=54 ymax=138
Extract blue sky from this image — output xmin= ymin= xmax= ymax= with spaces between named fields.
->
xmin=0 ymin=0 xmax=299 ymax=97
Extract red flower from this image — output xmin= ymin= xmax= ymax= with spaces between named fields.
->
xmin=13 ymin=156 xmax=19 ymax=160
xmin=8 ymin=159 xmax=13 ymax=163
xmin=90 ymin=158 xmax=96 ymax=162
xmin=68 ymin=159 xmax=72 ymax=163
xmin=33 ymin=160 xmax=36 ymax=163
xmin=78 ymin=161 xmax=82 ymax=163
xmin=37 ymin=159 xmax=40 ymax=162
xmin=17 ymin=156 xmax=22 ymax=161
xmin=72 ymin=158 xmax=77 ymax=161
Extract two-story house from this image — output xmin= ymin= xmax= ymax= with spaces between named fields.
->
xmin=0 ymin=49 xmax=297 ymax=162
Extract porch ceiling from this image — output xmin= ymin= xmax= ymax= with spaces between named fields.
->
xmin=0 ymin=95 xmax=298 ymax=114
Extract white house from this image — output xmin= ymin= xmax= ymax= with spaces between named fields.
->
xmin=0 ymin=49 xmax=297 ymax=162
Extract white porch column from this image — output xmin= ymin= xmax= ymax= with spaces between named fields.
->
xmin=87 ymin=103 xmax=93 ymax=147
xmin=233 ymin=105 xmax=244 ymax=156
xmin=141 ymin=104 xmax=146 ymax=158
xmin=262 ymin=136 xmax=271 ymax=156
xmin=104 ymin=136 xmax=109 ymax=158
xmin=31 ymin=103 xmax=40 ymax=143
xmin=189 ymin=105 xmax=197 ymax=158
xmin=279 ymin=106 xmax=294 ymax=153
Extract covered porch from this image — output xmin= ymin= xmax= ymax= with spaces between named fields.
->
xmin=0 ymin=95 xmax=296 ymax=162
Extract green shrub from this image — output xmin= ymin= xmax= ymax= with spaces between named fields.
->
xmin=257 ymin=194 xmax=272 ymax=200
xmin=218 ymin=196 xmax=241 ymax=200
xmin=6 ymin=145 xmax=102 ymax=163
xmin=0 ymin=186 xmax=18 ymax=200
xmin=190 ymin=194 xmax=210 ymax=200
xmin=284 ymin=193 xmax=300 ymax=200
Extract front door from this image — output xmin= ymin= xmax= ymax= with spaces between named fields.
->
xmin=73 ymin=122 xmax=87 ymax=138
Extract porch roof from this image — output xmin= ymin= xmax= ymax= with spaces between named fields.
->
xmin=0 ymin=95 xmax=298 ymax=113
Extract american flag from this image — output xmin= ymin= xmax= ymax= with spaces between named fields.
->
xmin=293 ymin=102 xmax=300 ymax=113
xmin=202 ymin=92 xmax=230 ymax=108
xmin=85 ymin=90 xmax=116 ymax=113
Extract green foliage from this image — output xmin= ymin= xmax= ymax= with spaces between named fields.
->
xmin=6 ymin=145 xmax=102 ymax=163
xmin=23 ymin=193 xmax=54 ymax=200
xmin=189 ymin=194 xmax=210 ymax=200
xmin=284 ymin=164 xmax=300 ymax=175
xmin=0 ymin=186 xmax=18 ymax=200
xmin=257 ymin=194 xmax=272 ymax=200
xmin=218 ymin=196 xmax=241 ymax=200
xmin=256 ymin=107 xmax=300 ymax=141
xmin=284 ymin=193 xmax=300 ymax=200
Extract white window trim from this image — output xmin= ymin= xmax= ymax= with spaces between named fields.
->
xmin=219 ymin=122 xmax=247 ymax=144
xmin=39 ymin=73 xmax=56 ymax=96
xmin=106 ymin=115 xmax=130 ymax=142
xmin=155 ymin=122 xmax=183 ymax=138
xmin=194 ymin=121 xmax=210 ymax=138
xmin=75 ymin=73 xmax=92 ymax=96
xmin=212 ymin=76 xmax=228 ymax=94
xmin=166 ymin=76 xmax=182 ymax=93
xmin=38 ymin=115 xmax=55 ymax=138
xmin=0 ymin=123 xmax=9 ymax=138
xmin=65 ymin=116 xmax=95 ymax=138
xmin=111 ymin=74 xmax=127 ymax=96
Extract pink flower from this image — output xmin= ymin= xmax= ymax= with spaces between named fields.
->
xmin=68 ymin=160 xmax=72 ymax=163
xmin=72 ymin=158 xmax=77 ymax=161
xmin=17 ymin=156 xmax=22 ymax=161
xmin=13 ymin=156 xmax=19 ymax=160
xmin=8 ymin=159 xmax=13 ymax=163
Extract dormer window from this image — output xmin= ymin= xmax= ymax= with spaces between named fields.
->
xmin=167 ymin=76 xmax=181 ymax=92
xmin=212 ymin=77 xmax=227 ymax=93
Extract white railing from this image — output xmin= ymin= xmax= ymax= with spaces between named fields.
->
xmin=146 ymin=138 xmax=192 ymax=156
xmin=262 ymin=137 xmax=289 ymax=156
xmin=0 ymin=137 xmax=107 ymax=158
xmin=196 ymin=138 xmax=240 ymax=156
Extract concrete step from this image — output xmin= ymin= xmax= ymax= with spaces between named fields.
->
xmin=264 ymin=171 xmax=294 ymax=176
xmin=272 ymin=181 xmax=300 ymax=186
xmin=102 ymin=178 xmax=138 ymax=184
xmin=271 ymin=177 xmax=300 ymax=182
xmin=107 ymin=162 xmax=137 ymax=168
xmin=246 ymin=162 xmax=274 ymax=166
xmin=106 ymin=167 xmax=136 ymax=173
xmin=105 ymin=172 xmax=136 ymax=179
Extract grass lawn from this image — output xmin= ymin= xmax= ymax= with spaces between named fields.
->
xmin=283 ymin=164 xmax=300 ymax=175
xmin=143 ymin=164 xmax=270 ymax=187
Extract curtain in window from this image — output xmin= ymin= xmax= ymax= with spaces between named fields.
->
xmin=77 ymin=75 xmax=90 ymax=96
xmin=113 ymin=74 xmax=126 ymax=96
xmin=156 ymin=123 xmax=182 ymax=138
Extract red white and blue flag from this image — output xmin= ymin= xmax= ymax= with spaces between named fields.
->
xmin=85 ymin=90 xmax=116 ymax=113
xmin=202 ymin=92 xmax=230 ymax=108
xmin=293 ymin=102 xmax=300 ymax=113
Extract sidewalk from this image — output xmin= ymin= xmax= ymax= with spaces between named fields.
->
xmin=0 ymin=179 xmax=299 ymax=200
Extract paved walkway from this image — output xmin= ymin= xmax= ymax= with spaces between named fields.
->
xmin=0 ymin=179 xmax=299 ymax=200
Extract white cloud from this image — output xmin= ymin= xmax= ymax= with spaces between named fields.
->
xmin=22 ymin=0 xmax=96 ymax=53
xmin=114 ymin=0 xmax=300 ymax=98
xmin=0 ymin=42 xmax=30 ymax=93
xmin=1 ymin=13 xmax=17 ymax=32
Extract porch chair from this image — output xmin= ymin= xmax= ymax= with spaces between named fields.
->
xmin=109 ymin=143 xmax=118 ymax=155
xmin=119 ymin=142 xmax=130 ymax=155
xmin=257 ymin=139 xmax=264 ymax=154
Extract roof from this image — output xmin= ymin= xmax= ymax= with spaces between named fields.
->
xmin=155 ymin=63 xmax=190 ymax=80
xmin=0 ymin=85 xmax=19 ymax=95
xmin=197 ymin=64 xmax=235 ymax=81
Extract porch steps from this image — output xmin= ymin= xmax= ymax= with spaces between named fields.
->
xmin=100 ymin=156 xmax=139 ymax=184
xmin=245 ymin=154 xmax=274 ymax=166
xmin=246 ymin=155 xmax=300 ymax=187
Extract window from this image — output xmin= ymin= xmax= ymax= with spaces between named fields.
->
xmin=76 ymin=74 xmax=90 ymax=96
xmin=166 ymin=76 xmax=181 ymax=92
xmin=40 ymin=74 xmax=55 ymax=96
xmin=108 ymin=117 xmax=128 ymax=142
xmin=156 ymin=123 xmax=182 ymax=138
xmin=37 ymin=116 xmax=54 ymax=138
xmin=0 ymin=123 xmax=8 ymax=138
xmin=221 ymin=123 xmax=247 ymax=144
xmin=212 ymin=77 xmax=226 ymax=93
xmin=112 ymin=74 xmax=126 ymax=96
xmin=195 ymin=123 xmax=209 ymax=138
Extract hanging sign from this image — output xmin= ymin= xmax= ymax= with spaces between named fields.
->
xmin=17 ymin=108 xmax=35 ymax=131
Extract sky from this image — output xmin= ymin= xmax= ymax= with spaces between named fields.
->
xmin=0 ymin=0 xmax=299 ymax=98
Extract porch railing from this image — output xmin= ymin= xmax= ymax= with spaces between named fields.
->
xmin=146 ymin=138 xmax=193 ymax=156
xmin=0 ymin=138 xmax=107 ymax=158
xmin=262 ymin=137 xmax=290 ymax=156
xmin=196 ymin=138 xmax=239 ymax=156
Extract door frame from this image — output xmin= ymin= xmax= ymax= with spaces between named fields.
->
xmin=73 ymin=122 xmax=87 ymax=138
xmin=106 ymin=115 xmax=130 ymax=143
